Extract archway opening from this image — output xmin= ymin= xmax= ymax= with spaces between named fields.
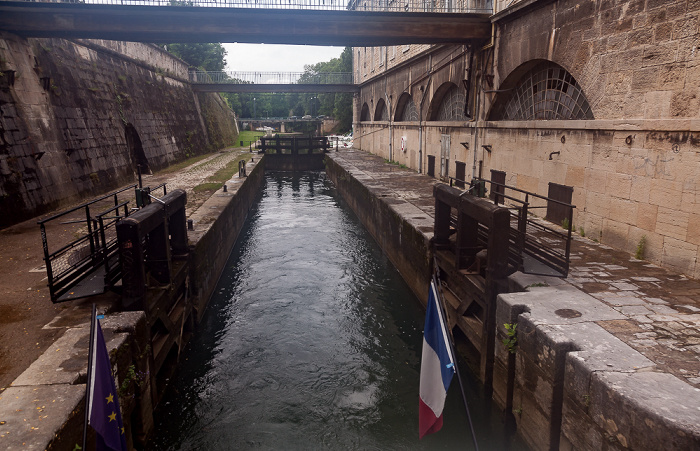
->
xmin=125 ymin=123 xmax=150 ymax=174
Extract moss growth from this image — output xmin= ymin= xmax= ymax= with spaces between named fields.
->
xmin=193 ymin=182 xmax=222 ymax=192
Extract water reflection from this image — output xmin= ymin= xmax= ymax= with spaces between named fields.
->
xmin=151 ymin=172 xmax=526 ymax=450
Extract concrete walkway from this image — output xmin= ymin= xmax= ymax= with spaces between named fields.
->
xmin=332 ymin=149 xmax=700 ymax=390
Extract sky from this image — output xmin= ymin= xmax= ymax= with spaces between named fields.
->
xmin=223 ymin=43 xmax=344 ymax=73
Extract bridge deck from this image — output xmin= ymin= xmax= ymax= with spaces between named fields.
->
xmin=0 ymin=2 xmax=492 ymax=46
xmin=193 ymin=83 xmax=358 ymax=93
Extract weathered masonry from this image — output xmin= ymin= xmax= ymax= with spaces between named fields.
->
xmin=0 ymin=33 xmax=239 ymax=227
xmin=353 ymin=0 xmax=700 ymax=279
xmin=326 ymin=150 xmax=700 ymax=451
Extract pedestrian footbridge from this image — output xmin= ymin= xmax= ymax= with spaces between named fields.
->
xmin=0 ymin=0 xmax=492 ymax=46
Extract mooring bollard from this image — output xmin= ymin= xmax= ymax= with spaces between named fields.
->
xmin=223 ymin=184 xmax=228 ymax=192
xmin=187 ymin=219 xmax=193 ymax=231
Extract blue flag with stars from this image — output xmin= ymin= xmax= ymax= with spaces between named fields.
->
xmin=87 ymin=318 xmax=127 ymax=451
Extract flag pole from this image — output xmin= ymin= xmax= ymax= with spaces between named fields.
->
xmin=82 ymin=304 xmax=97 ymax=450
xmin=432 ymin=263 xmax=479 ymax=451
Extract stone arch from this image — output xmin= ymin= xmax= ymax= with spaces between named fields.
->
xmin=488 ymin=60 xmax=594 ymax=121
xmin=124 ymin=123 xmax=150 ymax=174
xmin=360 ymin=102 xmax=370 ymax=121
xmin=374 ymin=98 xmax=389 ymax=121
xmin=394 ymin=92 xmax=419 ymax=121
xmin=427 ymin=82 xmax=468 ymax=121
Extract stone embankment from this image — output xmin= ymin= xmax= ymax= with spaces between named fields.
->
xmin=0 ymin=32 xmax=239 ymax=227
xmin=2 ymin=149 xmax=699 ymax=450
xmin=0 ymin=154 xmax=262 ymax=450
xmin=326 ymin=150 xmax=700 ymax=451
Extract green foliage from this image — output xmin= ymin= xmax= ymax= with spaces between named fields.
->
xmin=526 ymin=282 xmax=549 ymax=288
xmin=221 ymin=47 xmax=353 ymax=133
xmin=164 ymin=43 xmax=227 ymax=72
xmin=118 ymin=364 xmax=148 ymax=398
xmin=579 ymin=226 xmax=585 ymax=237
xmin=561 ymin=217 xmax=570 ymax=230
xmin=502 ymin=323 xmax=518 ymax=354
xmin=635 ymin=235 xmax=647 ymax=260
xmin=193 ymin=182 xmax=222 ymax=192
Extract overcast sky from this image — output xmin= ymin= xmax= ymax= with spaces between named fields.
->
xmin=223 ymin=43 xmax=344 ymax=73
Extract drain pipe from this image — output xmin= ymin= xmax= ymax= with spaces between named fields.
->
xmin=472 ymin=61 xmax=482 ymax=180
xmin=418 ymin=74 xmax=433 ymax=174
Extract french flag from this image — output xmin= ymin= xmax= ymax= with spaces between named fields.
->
xmin=419 ymin=280 xmax=455 ymax=439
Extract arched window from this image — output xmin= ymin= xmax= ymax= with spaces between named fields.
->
xmin=429 ymin=83 xmax=468 ymax=121
xmin=374 ymin=98 xmax=389 ymax=121
xmin=395 ymin=92 xmax=419 ymax=121
xmin=360 ymin=103 xmax=370 ymax=122
xmin=489 ymin=61 xmax=594 ymax=120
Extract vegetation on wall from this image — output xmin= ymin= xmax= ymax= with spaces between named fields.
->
xmin=162 ymin=43 xmax=227 ymax=72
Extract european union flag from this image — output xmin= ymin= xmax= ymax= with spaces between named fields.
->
xmin=87 ymin=318 xmax=127 ymax=451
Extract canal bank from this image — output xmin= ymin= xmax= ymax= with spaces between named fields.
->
xmin=2 ymin=148 xmax=699 ymax=450
xmin=0 ymin=155 xmax=265 ymax=450
xmin=325 ymin=150 xmax=700 ymax=451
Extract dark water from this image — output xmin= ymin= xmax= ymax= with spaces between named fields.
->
xmin=151 ymin=172 xmax=526 ymax=450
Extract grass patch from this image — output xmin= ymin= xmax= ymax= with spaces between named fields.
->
xmin=193 ymin=182 xmax=222 ymax=192
xmin=208 ymin=154 xmax=250 ymax=183
xmin=237 ymin=131 xmax=265 ymax=145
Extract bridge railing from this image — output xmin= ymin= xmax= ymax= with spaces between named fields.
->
xmin=1 ymin=0 xmax=492 ymax=13
xmin=189 ymin=71 xmax=354 ymax=85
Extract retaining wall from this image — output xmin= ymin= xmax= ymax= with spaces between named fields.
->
xmin=325 ymin=154 xmax=433 ymax=302
xmin=187 ymin=157 xmax=265 ymax=319
xmin=0 ymin=33 xmax=238 ymax=227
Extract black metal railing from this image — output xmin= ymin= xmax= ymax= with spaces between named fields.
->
xmin=448 ymin=175 xmax=575 ymax=277
xmin=258 ymin=136 xmax=330 ymax=154
xmin=1 ymin=0 xmax=492 ymax=13
xmin=38 ymin=182 xmax=168 ymax=302
xmin=190 ymin=71 xmax=354 ymax=85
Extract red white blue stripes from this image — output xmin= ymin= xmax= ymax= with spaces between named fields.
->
xmin=419 ymin=280 xmax=455 ymax=439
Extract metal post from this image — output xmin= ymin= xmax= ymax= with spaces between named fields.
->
xmin=86 ymin=206 xmax=96 ymax=259
xmin=39 ymin=222 xmax=55 ymax=299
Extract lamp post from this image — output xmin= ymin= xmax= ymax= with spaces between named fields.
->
xmin=311 ymin=96 xmax=317 ymax=117
xmin=253 ymin=97 xmax=256 ymax=118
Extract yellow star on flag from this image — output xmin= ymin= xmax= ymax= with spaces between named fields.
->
xmin=121 ymin=427 xmax=125 ymax=435
xmin=105 ymin=393 xmax=114 ymax=404
xmin=108 ymin=411 xmax=117 ymax=422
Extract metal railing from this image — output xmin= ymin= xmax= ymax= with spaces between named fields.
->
xmin=0 ymin=0 xmax=492 ymax=13
xmin=258 ymin=136 xmax=329 ymax=154
xmin=189 ymin=71 xmax=354 ymax=85
xmin=37 ymin=182 xmax=168 ymax=302
xmin=38 ymin=184 xmax=137 ymax=302
xmin=448 ymin=176 xmax=575 ymax=277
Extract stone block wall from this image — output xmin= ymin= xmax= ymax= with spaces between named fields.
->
xmin=356 ymin=118 xmax=700 ymax=279
xmin=494 ymin=276 xmax=700 ymax=451
xmin=354 ymin=0 xmax=700 ymax=278
xmin=492 ymin=0 xmax=700 ymax=121
xmin=0 ymin=33 xmax=238 ymax=227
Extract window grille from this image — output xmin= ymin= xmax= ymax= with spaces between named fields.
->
xmin=492 ymin=61 xmax=593 ymax=121
xmin=397 ymin=96 xmax=419 ymax=121
xmin=436 ymin=85 xmax=468 ymax=121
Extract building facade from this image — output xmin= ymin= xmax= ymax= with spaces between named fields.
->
xmin=353 ymin=0 xmax=700 ymax=279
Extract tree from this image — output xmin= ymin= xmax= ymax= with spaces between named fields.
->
xmin=164 ymin=43 xmax=227 ymax=72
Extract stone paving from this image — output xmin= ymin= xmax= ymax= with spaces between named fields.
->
xmin=0 ymin=146 xmax=250 ymax=390
xmin=334 ymin=149 xmax=700 ymax=390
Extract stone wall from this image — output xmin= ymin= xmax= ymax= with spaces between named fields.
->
xmin=491 ymin=0 xmax=700 ymax=121
xmin=353 ymin=0 xmax=700 ymax=278
xmin=0 ymin=33 xmax=238 ymax=227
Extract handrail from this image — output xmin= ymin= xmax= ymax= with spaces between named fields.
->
xmin=446 ymin=174 xmax=575 ymax=277
xmin=37 ymin=184 xmax=137 ymax=224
